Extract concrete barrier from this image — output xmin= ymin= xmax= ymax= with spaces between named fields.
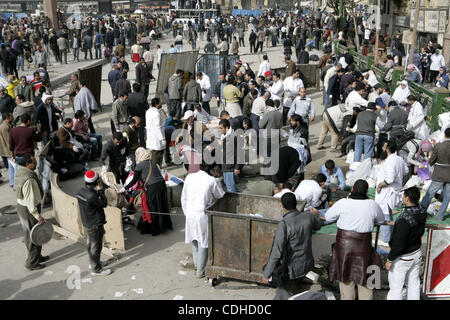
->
xmin=273 ymin=64 xmax=320 ymax=91
xmin=51 ymin=58 xmax=108 ymax=88
xmin=50 ymin=172 xmax=125 ymax=252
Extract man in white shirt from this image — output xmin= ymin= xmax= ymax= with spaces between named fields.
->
xmin=196 ymin=72 xmax=212 ymax=114
xmin=250 ymin=91 xmax=271 ymax=133
xmin=146 ymin=97 xmax=166 ymax=167
xmin=294 ymin=174 xmax=327 ymax=210
xmin=273 ymin=182 xmax=301 ymax=201
xmin=181 ymin=165 xmax=225 ymax=278
xmin=283 ymin=69 xmax=304 ymax=111
xmin=345 ymin=83 xmax=369 ymax=110
xmin=429 ymin=49 xmax=445 ymax=83
xmin=375 ymin=140 xmax=409 ymax=246
xmin=323 ymin=179 xmax=385 ymax=300
xmin=257 ymin=54 xmax=271 ymax=77
xmin=265 ymin=71 xmax=283 ymax=104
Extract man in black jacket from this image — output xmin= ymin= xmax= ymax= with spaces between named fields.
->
xmin=135 ymin=57 xmax=154 ymax=101
xmin=76 ymin=170 xmax=112 ymax=276
xmin=127 ymin=83 xmax=148 ymax=147
xmin=36 ymin=94 xmax=62 ymax=145
xmin=263 ymin=192 xmax=322 ymax=300
xmin=383 ymin=101 xmax=409 ymax=141
xmin=0 ymin=87 xmax=16 ymax=114
xmin=217 ymin=119 xmax=244 ymax=192
xmin=99 ymin=132 xmax=129 ymax=183
xmin=327 ymin=68 xmax=345 ymax=108
xmin=385 ymin=187 xmax=426 ymax=300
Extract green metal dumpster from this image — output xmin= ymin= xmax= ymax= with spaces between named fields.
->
xmin=205 ymin=192 xmax=306 ymax=286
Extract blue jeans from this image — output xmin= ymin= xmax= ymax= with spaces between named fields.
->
xmin=421 ymin=181 xmax=449 ymax=220
xmin=380 ymin=207 xmax=393 ymax=243
xmin=17 ymin=55 xmax=24 ymax=71
xmin=95 ymin=44 xmax=102 ymax=59
xmin=223 ymin=171 xmax=237 ymax=192
xmin=6 ymin=157 xmax=16 ymax=188
xmin=317 ymin=208 xmax=334 ymax=225
xmin=192 ymin=240 xmax=208 ymax=278
xmin=88 ymin=133 xmax=102 ymax=158
xmin=354 ymin=135 xmax=374 ymax=162
xmin=323 ymin=90 xmax=330 ymax=109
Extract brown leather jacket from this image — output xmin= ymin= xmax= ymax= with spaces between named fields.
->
xmin=56 ymin=127 xmax=74 ymax=149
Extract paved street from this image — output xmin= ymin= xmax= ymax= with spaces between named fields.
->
xmin=0 ymin=30 xmax=409 ymax=300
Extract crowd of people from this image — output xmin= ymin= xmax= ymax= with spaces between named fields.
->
xmin=0 ymin=5 xmax=449 ymax=301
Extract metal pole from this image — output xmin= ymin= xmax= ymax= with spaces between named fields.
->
xmin=339 ymin=0 xmax=343 ymax=32
xmin=409 ymin=0 xmax=420 ymax=65
xmin=374 ymin=0 xmax=381 ymax=56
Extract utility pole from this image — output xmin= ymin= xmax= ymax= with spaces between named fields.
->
xmin=409 ymin=0 xmax=420 ymax=65
xmin=339 ymin=0 xmax=344 ymax=31
xmin=374 ymin=0 xmax=381 ymax=56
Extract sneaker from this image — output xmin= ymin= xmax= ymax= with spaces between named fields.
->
xmin=91 ymin=268 xmax=112 ymax=276
xmin=25 ymin=263 xmax=46 ymax=271
xmin=88 ymin=261 xmax=108 ymax=270
xmin=39 ymin=255 xmax=50 ymax=263
xmin=317 ymin=146 xmax=326 ymax=150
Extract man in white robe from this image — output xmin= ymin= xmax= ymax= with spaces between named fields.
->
xmin=181 ymin=166 xmax=225 ymax=278
xmin=375 ymin=140 xmax=409 ymax=246
xmin=406 ymin=95 xmax=429 ymax=141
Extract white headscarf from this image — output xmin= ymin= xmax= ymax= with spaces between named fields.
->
xmin=41 ymin=93 xmax=53 ymax=103
xmin=392 ymin=80 xmax=410 ymax=104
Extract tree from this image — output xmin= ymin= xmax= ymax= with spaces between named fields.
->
xmin=325 ymin=0 xmax=364 ymax=52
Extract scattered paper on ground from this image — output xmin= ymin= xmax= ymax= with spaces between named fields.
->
xmin=178 ymin=270 xmax=187 ymax=276
xmin=82 ymin=278 xmax=93 ymax=283
xmin=44 ymin=271 xmax=53 ymax=276
xmin=131 ymin=275 xmax=136 ymax=280
xmin=132 ymin=288 xmax=144 ymax=294
xmin=115 ymin=291 xmax=126 ymax=298
xmin=173 ymin=295 xmax=184 ymax=300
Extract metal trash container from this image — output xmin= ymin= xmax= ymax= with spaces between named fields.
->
xmin=205 ymin=192 xmax=306 ymax=286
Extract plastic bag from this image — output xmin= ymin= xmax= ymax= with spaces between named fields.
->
xmin=417 ymin=161 xmax=431 ymax=181
xmin=402 ymin=175 xmax=423 ymax=190
xmin=438 ymin=111 xmax=450 ymax=132
xmin=346 ymin=150 xmax=354 ymax=164
xmin=346 ymin=158 xmax=372 ymax=187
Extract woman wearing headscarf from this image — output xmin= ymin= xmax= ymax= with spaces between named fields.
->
xmin=391 ymin=80 xmax=410 ymax=106
xmin=124 ymin=147 xmax=172 ymax=235
xmin=405 ymin=64 xmax=422 ymax=84
xmin=364 ymin=70 xmax=378 ymax=88
xmin=436 ymin=66 xmax=449 ymax=89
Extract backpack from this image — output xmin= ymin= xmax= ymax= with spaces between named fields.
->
xmin=104 ymin=47 xmax=112 ymax=57
xmin=395 ymin=130 xmax=415 ymax=151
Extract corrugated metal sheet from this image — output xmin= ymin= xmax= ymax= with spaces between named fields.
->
xmin=156 ymin=51 xmax=199 ymax=101
xmin=79 ymin=60 xmax=103 ymax=108
xmin=197 ymin=54 xmax=240 ymax=96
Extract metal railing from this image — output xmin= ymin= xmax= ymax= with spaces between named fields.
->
xmin=334 ymin=40 xmax=450 ymax=132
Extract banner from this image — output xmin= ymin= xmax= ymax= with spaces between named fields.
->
xmin=424 ymin=10 xmax=439 ymax=33
xmin=423 ymin=227 xmax=450 ymax=297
